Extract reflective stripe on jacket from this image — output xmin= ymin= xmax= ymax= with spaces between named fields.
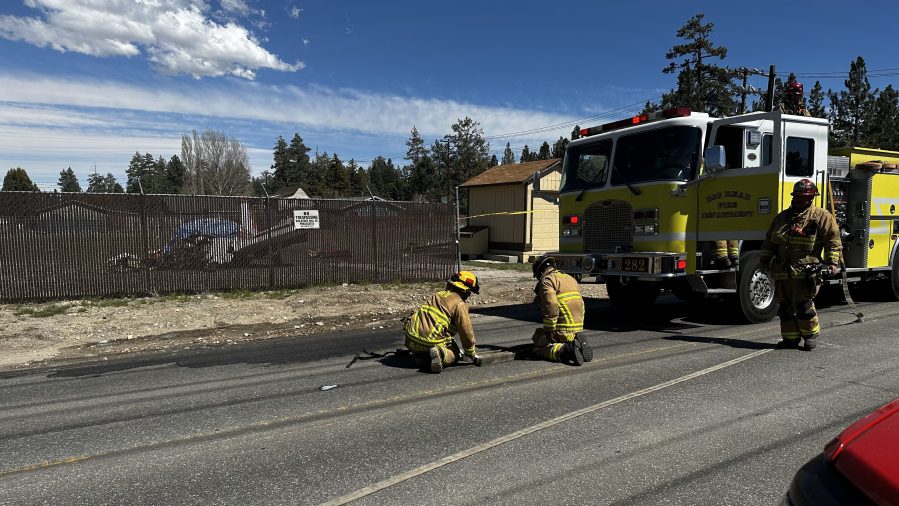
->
xmin=536 ymin=268 xmax=584 ymax=335
xmin=404 ymin=290 xmax=476 ymax=354
xmin=760 ymin=205 xmax=842 ymax=280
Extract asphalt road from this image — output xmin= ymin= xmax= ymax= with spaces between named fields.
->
xmin=1 ymin=290 xmax=897 ymax=505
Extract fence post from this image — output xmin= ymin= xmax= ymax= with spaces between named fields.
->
xmin=371 ymin=200 xmax=378 ymax=283
xmin=267 ymin=195 xmax=274 ymax=290
xmin=139 ymin=190 xmax=151 ymax=295
xmin=454 ymin=185 xmax=461 ymax=272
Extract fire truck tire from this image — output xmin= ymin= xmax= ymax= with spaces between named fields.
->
xmin=737 ymin=251 xmax=778 ymax=323
xmin=888 ymin=248 xmax=899 ymax=301
xmin=605 ymin=276 xmax=660 ymax=308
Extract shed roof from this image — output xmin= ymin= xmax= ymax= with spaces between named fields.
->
xmin=460 ymin=158 xmax=561 ymax=187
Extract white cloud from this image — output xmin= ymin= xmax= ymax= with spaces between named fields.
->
xmin=290 ymin=7 xmax=302 ymax=19
xmin=0 ymin=0 xmax=302 ymax=79
xmin=220 ymin=0 xmax=252 ymax=16
xmin=0 ymin=72 xmax=594 ymax=184
xmin=0 ymin=73 xmax=577 ymax=141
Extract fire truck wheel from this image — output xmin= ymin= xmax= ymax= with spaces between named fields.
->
xmin=737 ymin=251 xmax=778 ymax=323
xmin=888 ymin=248 xmax=899 ymax=301
xmin=605 ymin=276 xmax=660 ymax=308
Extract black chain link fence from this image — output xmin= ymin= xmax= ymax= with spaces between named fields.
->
xmin=0 ymin=192 xmax=456 ymax=302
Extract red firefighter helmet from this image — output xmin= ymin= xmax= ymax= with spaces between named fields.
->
xmin=791 ymin=178 xmax=819 ymax=196
xmin=786 ymin=81 xmax=804 ymax=96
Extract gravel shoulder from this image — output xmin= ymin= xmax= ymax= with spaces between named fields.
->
xmin=0 ymin=263 xmax=607 ymax=372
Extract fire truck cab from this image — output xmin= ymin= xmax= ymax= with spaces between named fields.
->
xmin=534 ymin=108 xmax=899 ymax=322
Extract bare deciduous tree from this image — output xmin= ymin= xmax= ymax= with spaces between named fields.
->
xmin=180 ymin=129 xmax=253 ymax=196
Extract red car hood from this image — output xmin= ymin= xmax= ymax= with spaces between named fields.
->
xmin=825 ymin=398 xmax=899 ymax=505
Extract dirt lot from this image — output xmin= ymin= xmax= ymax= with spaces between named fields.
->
xmin=0 ymin=262 xmax=607 ymax=372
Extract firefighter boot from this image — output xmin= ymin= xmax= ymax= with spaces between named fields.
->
xmin=802 ymin=335 xmax=818 ymax=351
xmin=709 ymin=257 xmax=732 ymax=269
xmin=775 ymin=338 xmax=801 ymax=349
xmin=560 ymin=341 xmax=584 ymax=366
xmin=428 ymin=347 xmax=443 ymax=374
xmin=574 ymin=335 xmax=593 ymax=363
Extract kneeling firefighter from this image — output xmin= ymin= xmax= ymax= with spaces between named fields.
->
xmin=403 ymin=271 xmax=481 ymax=373
xmin=531 ymin=256 xmax=592 ymax=365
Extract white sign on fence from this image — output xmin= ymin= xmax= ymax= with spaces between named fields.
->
xmin=293 ymin=210 xmax=320 ymax=230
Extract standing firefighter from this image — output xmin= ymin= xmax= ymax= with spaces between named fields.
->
xmin=761 ymin=179 xmax=841 ymax=350
xmin=403 ymin=271 xmax=481 ymax=373
xmin=780 ymin=81 xmax=812 ymax=117
xmin=531 ymin=256 xmax=593 ymax=365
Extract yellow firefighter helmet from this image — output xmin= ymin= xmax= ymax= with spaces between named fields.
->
xmin=448 ymin=271 xmax=480 ymax=294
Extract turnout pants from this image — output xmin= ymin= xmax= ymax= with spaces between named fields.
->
xmin=775 ymin=278 xmax=821 ymax=342
xmin=406 ymin=337 xmax=458 ymax=369
xmin=531 ymin=328 xmax=576 ymax=362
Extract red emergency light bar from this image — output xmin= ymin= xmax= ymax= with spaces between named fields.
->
xmin=579 ymin=107 xmax=692 ymax=137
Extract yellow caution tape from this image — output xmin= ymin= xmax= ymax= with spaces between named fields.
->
xmin=462 ymin=209 xmax=555 ymax=220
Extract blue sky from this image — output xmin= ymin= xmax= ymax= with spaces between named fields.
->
xmin=2 ymin=0 xmax=899 ymax=191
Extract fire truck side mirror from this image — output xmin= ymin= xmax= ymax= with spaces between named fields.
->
xmin=703 ymin=146 xmax=726 ymax=174
xmin=532 ymin=170 xmax=542 ymax=192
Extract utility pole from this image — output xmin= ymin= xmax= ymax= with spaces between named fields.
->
xmin=740 ymin=68 xmax=749 ymax=114
xmin=765 ymin=65 xmax=777 ymax=112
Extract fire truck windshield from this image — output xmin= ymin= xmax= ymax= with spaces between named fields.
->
xmin=560 ymin=139 xmax=612 ymax=192
xmin=610 ymin=126 xmax=702 ymax=186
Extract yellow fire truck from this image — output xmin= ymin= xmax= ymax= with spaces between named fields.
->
xmin=533 ymin=108 xmax=899 ymax=322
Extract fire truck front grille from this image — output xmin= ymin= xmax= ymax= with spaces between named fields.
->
xmin=584 ymin=200 xmax=633 ymax=252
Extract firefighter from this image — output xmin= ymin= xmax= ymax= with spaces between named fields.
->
xmin=780 ymin=82 xmax=811 ymax=117
xmin=760 ymin=179 xmax=841 ymax=350
xmin=710 ymin=240 xmax=740 ymax=269
xmin=531 ymin=256 xmax=592 ymax=365
xmin=403 ymin=271 xmax=480 ymax=373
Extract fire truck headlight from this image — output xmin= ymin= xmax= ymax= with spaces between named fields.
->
xmin=634 ymin=223 xmax=658 ymax=235
xmin=563 ymin=227 xmax=581 ymax=238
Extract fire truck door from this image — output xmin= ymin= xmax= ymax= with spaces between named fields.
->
xmin=698 ymin=117 xmax=782 ymax=249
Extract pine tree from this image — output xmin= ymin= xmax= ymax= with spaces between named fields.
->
xmin=165 ymin=155 xmax=185 ymax=193
xmin=270 ymin=136 xmax=290 ymax=190
xmin=551 ymin=137 xmax=568 ymax=158
xmin=286 ymin=133 xmax=313 ymax=189
xmin=346 ymin=159 xmax=371 ymax=197
xmin=323 ymin=153 xmax=350 ymax=197
xmin=520 ymin=145 xmax=532 ymax=162
xmin=488 ymin=154 xmax=498 ymax=167
xmin=808 ymin=81 xmax=826 ymax=118
xmin=407 ymin=142 xmax=436 ymax=201
xmin=829 ymin=57 xmax=874 ymax=147
xmin=502 ymin=142 xmax=516 ymax=165
xmin=446 ymin=116 xmax=490 ymax=186
xmin=2 ymin=167 xmax=39 ymax=191
xmin=538 ymin=142 xmax=551 ymax=160
xmin=405 ymin=127 xmax=427 ymax=165
xmin=661 ymin=13 xmax=736 ymax=116
xmin=251 ymin=170 xmax=276 ymax=197
xmin=571 ymin=125 xmax=581 ymax=140
xmin=308 ymin=151 xmax=330 ymax=197
xmin=125 ymin=152 xmax=147 ymax=193
xmin=86 ymin=172 xmax=124 ymax=193
xmin=866 ymin=85 xmax=899 ymax=150
xmin=58 ymin=167 xmax=82 ymax=192
xmin=641 ymin=101 xmax=662 ymax=114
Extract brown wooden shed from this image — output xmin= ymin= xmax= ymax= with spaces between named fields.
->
xmin=461 ymin=158 xmax=561 ymax=261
